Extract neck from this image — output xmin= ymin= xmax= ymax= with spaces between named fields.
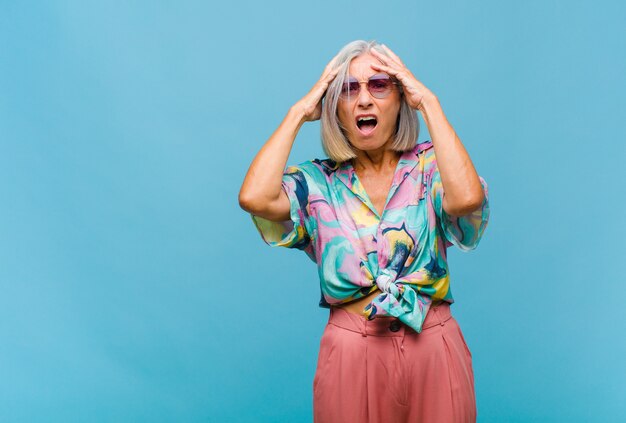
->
xmin=351 ymin=147 xmax=401 ymax=173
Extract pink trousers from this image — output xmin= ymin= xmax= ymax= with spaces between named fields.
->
xmin=313 ymin=302 xmax=476 ymax=423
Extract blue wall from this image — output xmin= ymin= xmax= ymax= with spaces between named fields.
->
xmin=1 ymin=1 xmax=624 ymax=421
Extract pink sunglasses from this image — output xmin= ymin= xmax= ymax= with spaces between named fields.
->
xmin=339 ymin=73 xmax=399 ymax=100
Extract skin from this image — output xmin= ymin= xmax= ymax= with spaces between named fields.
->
xmin=337 ymin=53 xmax=403 ymax=217
xmin=239 ymin=45 xmax=485 ymax=315
xmin=369 ymin=45 xmax=485 ymax=218
xmin=336 ymin=53 xmax=403 ymax=217
xmin=237 ymin=54 xmax=340 ymax=221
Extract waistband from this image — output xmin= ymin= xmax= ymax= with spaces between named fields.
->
xmin=328 ymin=302 xmax=452 ymax=337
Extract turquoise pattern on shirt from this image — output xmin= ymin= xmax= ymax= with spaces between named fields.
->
xmin=250 ymin=140 xmax=490 ymax=333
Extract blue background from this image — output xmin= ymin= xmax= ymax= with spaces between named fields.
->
xmin=1 ymin=1 xmax=625 ymax=421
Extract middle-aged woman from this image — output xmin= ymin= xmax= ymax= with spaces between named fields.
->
xmin=239 ymin=40 xmax=490 ymax=423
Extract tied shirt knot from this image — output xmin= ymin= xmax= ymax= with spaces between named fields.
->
xmin=375 ymin=270 xmax=400 ymax=297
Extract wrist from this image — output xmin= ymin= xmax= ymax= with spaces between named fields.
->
xmin=420 ymin=93 xmax=439 ymax=111
xmin=419 ymin=94 xmax=443 ymax=118
xmin=288 ymin=103 xmax=308 ymax=126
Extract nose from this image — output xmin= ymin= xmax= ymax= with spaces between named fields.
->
xmin=356 ymin=82 xmax=373 ymax=107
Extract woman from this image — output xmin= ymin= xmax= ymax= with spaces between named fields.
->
xmin=239 ymin=40 xmax=490 ymax=423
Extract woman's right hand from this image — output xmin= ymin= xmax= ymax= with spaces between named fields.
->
xmin=293 ymin=55 xmax=341 ymax=122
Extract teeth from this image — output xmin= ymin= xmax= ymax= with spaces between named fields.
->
xmin=358 ymin=117 xmax=376 ymax=122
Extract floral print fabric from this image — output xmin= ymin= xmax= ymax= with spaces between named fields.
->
xmin=250 ymin=140 xmax=490 ymax=333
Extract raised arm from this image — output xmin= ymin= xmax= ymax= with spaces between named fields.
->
xmin=369 ymin=45 xmax=485 ymax=217
xmin=238 ymin=56 xmax=340 ymax=222
xmin=419 ymin=97 xmax=485 ymax=217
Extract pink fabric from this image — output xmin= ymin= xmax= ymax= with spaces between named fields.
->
xmin=313 ymin=302 xmax=476 ymax=423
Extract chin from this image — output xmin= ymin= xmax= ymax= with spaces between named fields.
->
xmin=348 ymin=133 xmax=394 ymax=152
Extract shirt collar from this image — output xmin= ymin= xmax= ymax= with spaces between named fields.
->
xmin=335 ymin=140 xmax=430 ymax=191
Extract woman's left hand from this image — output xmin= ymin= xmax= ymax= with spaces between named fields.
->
xmin=369 ymin=45 xmax=435 ymax=111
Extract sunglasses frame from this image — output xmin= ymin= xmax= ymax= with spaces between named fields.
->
xmin=339 ymin=73 xmax=400 ymax=101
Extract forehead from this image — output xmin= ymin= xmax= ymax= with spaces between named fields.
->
xmin=348 ymin=53 xmax=382 ymax=79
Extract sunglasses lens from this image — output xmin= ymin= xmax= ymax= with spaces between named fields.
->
xmin=340 ymin=74 xmax=394 ymax=99
xmin=341 ymin=78 xmax=360 ymax=97
xmin=368 ymin=75 xmax=393 ymax=98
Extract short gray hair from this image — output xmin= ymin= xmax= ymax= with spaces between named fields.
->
xmin=321 ymin=40 xmax=419 ymax=163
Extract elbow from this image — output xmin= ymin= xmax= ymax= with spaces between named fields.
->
xmin=460 ymin=193 xmax=485 ymax=216
xmin=445 ymin=192 xmax=485 ymax=217
xmin=238 ymin=190 xmax=272 ymax=215
xmin=239 ymin=191 xmax=258 ymax=214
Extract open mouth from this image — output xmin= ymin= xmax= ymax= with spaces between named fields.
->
xmin=356 ymin=116 xmax=378 ymax=135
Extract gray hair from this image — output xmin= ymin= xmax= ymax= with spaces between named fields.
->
xmin=321 ymin=40 xmax=420 ymax=163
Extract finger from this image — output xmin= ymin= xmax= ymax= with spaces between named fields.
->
xmin=374 ymin=61 xmax=423 ymax=87
xmin=320 ymin=67 xmax=340 ymax=86
xmin=314 ymin=68 xmax=340 ymax=97
xmin=369 ymin=48 xmax=396 ymax=67
xmin=370 ymin=61 xmax=400 ymax=77
xmin=370 ymin=63 xmax=417 ymax=91
xmin=327 ymin=66 xmax=340 ymax=78
xmin=370 ymin=48 xmax=402 ymax=69
xmin=381 ymin=44 xmax=405 ymax=66
xmin=321 ymin=59 xmax=341 ymax=80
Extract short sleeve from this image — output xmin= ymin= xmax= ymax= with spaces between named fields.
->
xmin=250 ymin=165 xmax=315 ymax=257
xmin=428 ymin=160 xmax=490 ymax=251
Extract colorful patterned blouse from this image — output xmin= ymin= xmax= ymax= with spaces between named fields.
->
xmin=250 ymin=140 xmax=490 ymax=333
